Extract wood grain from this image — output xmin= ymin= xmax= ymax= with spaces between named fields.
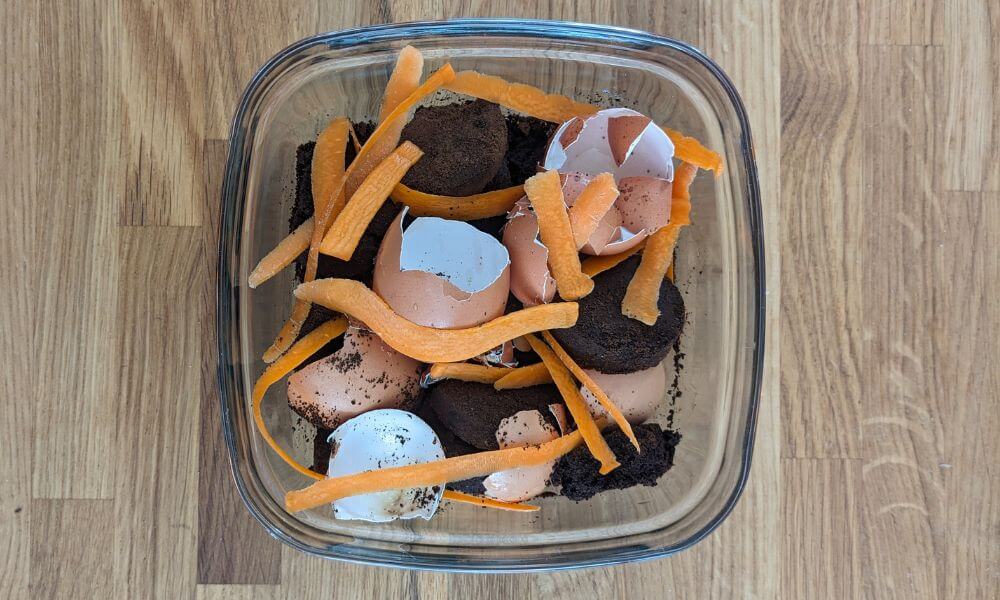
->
xmin=5 ymin=0 xmax=998 ymax=598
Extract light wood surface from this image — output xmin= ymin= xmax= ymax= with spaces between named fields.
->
xmin=3 ymin=1 xmax=996 ymax=598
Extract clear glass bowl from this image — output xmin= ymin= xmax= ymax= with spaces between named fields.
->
xmin=217 ymin=19 xmax=764 ymax=572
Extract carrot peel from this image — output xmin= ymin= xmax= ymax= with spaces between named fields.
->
xmin=444 ymin=70 xmax=597 ymax=123
xmin=286 ymin=430 xmax=584 ymax=512
xmin=523 ymin=334 xmax=619 ymax=474
xmin=253 ymin=317 xmax=347 ymax=480
xmin=524 ymin=170 xmax=593 ymax=300
xmin=428 ymin=362 xmax=512 ymax=384
xmin=442 ymin=489 xmax=539 ymax=512
xmin=392 ymin=183 xmax=524 ymax=220
xmin=294 ymin=278 xmax=578 ymax=363
xmin=493 ymin=362 xmax=553 ymax=390
xmin=567 ymin=173 xmax=619 ymax=249
xmin=248 ymin=217 xmax=313 ymax=289
xmin=580 ymin=240 xmax=646 ymax=278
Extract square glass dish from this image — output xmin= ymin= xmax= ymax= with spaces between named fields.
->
xmin=218 ymin=19 xmax=764 ymax=571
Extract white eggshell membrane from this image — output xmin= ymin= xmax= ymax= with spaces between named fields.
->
xmin=326 ymin=409 xmax=445 ymax=522
xmin=502 ymin=199 xmax=556 ymax=306
xmin=287 ymin=327 xmax=423 ymax=429
xmin=374 ymin=209 xmax=511 ymax=329
xmin=580 ymin=366 xmax=667 ymax=426
xmin=544 ymin=108 xmax=676 ymax=255
xmin=483 ymin=409 xmax=560 ymax=502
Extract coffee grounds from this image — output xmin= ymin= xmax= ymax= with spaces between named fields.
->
xmin=504 ymin=114 xmax=558 ymax=185
xmin=551 ymin=424 xmax=681 ymax=501
xmin=415 ymin=402 xmax=486 ymax=494
xmin=400 ymin=100 xmax=508 ymax=196
xmin=426 ymin=380 xmax=562 ymax=450
xmin=311 ymin=426 xmax=335 ymax=474
xmin=548 ymin=255 xmax=685 ymax=374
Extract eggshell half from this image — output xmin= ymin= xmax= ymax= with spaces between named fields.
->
xmin=287 ymin=327 xmax=423 ymax=429
xmin=560 ymin=172 xmax=646 ymax=256
xmin=483 ymin=409 xmax=559 ymax=502
xmin=501 ymin=200 xmax=556 ymax=306
xmin=374 ymin=210 xmax=511 ymax=328
xmin=327 ymin=409 xmax=445 ymax=522
xmin=580 ymin=365 xmax=667 ymax=426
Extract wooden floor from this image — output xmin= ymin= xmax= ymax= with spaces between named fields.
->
xmin=3 ymin=1 xmax=997 ymax=598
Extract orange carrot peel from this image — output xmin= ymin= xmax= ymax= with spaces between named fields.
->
xmin=294 ymin=278 xmax=578 ymax=363
xmin=379 ymin=45 xmax=424 ymax=122
xmin=320 ymin=141 xmax=424 ymax=259
xmin=286 ymin=430 xmax=584 ymax=512
xmin=523 ymin=334 xmax=619 ymax=474
xmin=580 ymin=240 xmax=646 ymax=278
xmin=541 ymin=331 xmax=639 ymax=450
xmin=392 ymin=183 xmax=524 ymax=220
xmin=524 ymin=170 xmax=594 ymax=300
xmin=621 ymin=163 xmax=695 ymax=325
xmin=492 ymin=362 xmax=553 ymax=390
xmin=444 ymin=70 xmax=598 ymax=123
xmin=442 ymin=489 xmax=539 ymax=512
xmin=428 ymin=362 xmax=512 ymax=384
xmin=253 ymin=317 xmax=348 ymax=480
xmin=567 ymin=173 xmax=619 ymax=249
xmin=663 ymin=127 xmax=724 ymax=175
xmin=248 ymin=217 xmax=313 ymax=289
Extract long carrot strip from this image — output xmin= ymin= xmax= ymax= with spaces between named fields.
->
xmin=379 ymin=45 xmax=424 ymax=122
xmin=492 ymin=362 xmax=553 ymax=390
xmin=392 ymin=183 xmax=524 ymax=220
xmin=524 ymin=170 xmax=593 ymax=300
xmin=524 ymin=334 xmax=619 ymax=474
xmin=248 ymin=217 xmax=313 ymax=289
xmin=621 ymin=163 xmax=695 ymax=325
xmin=319 ymin=141 xmax=424 ymax=259
xmin=294 ymin=279 xmax=578 ymax=363
xmin=580 ymin=240 xmax=646 ymax=277
xmin=541 ymin=331 xmax=639 ymax=450
xmin=567 ymin=173 xmax=619 ymax=249
xmin=444 ymin=70 xmax=598 ymax=123
xmin=428 ymin=362 xmax=512 ymax=384
xmin=286 ymin=430 xmax=584 ymax=512
xmin=253 ymin=317 xmax=347 ymax=480
xmin=442 ymin=489 xmax=539 ymax=512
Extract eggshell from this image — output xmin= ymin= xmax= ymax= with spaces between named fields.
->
xmin=501 ymin=200 xmax=556 ymax=306
xmin=544 ymin=108 xmax=676 ymax=255
xmin=580 ymin=365 xmax=667 ymax=426
xmin=475 ymin=340 xmax=517 ymax=367
xmin=287 ymin=327 xmax=423 ymax=429
xmin=374 ymin=210 xmax=511 ymax=328
xmin=326 ymin=409 xmax=445 ymax=522
xmin=483 ymin=409 xmax=559 ymax=502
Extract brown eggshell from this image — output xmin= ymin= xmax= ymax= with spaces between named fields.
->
xmin=287 ymin=328 xmax=423 ymax=429
xmin=559 ymin=117 xmax=585 ymax=147
xmin=617 ymin=176 xmax=673 ymax=233
xmin=502 ymin=201 xmax=556 ymax=306
xmin=483 ymin=409 xmax=559 ymax=502
xmin=607 ymin=115 xmax=652 ymax=166
xmin=560 ymin=172 xmax=644 ymax=256
xmin=374 ymin=212 xmax=511 ymax=329
xmin=580 ymin=365 xmax=667 ymax=426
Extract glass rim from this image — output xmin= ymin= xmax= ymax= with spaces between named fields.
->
xmin=217 ymin=18 xmax=765 ymax=572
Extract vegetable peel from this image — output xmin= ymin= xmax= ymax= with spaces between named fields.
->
xmin=524 ymin=170 xmax=593 ymax=300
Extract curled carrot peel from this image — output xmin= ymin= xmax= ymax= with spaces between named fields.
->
xmin=621 ymin=163 xmax=695 ymax=325
xmin=442 ymin=489 xmax=539 ymax=512
xmin=294 ymin=278 xmax=578 ymax=363
xmin=541 ymin=331 xmax=639 ymax=450
xmin=580 ymin=240 xmax=646 ymax=278
xmin=524 ymin=334 xmax=619 ymax=474
xmin=392 ymin=183 xmax=524 ymax=220
xmin=428 ymin=362 xmax=512 ymax=384
xmin=663 ymin=127 xmax=724 ymax=175
xmin=253 ymin=317 xmax=348 ymax=480
xmin=524 ymin=170 xmax=594 ymax=300
xmin=248 ymin=217 xmax=313 ymax=289
xmin=286 ymin=430 xmax=584 ymax=512
xmin=320 ymin=141 xmax=424 ymax=259
xmin=379 ymin=45 xmax=424 ymax=122
xmin=492 ymin=362 xmax=553 ymax=390
xmin=444 ymin=70 xmax=598 ymax=123
xmin=568 ymin=173 xmax=619 ymax=249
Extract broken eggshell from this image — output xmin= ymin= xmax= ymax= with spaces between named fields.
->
xmin=580 ymin=365 xmax=667 ymax=426
xmin=287 ymin=327 xmax=423 ymax=429
xmin=326 ymin=409 xmax=445 ymax=522
xmin=546 ymin=108 xmax=676 ymax=256
xmin=374 ymin=209 xmax=511 ymax=329
xmin=501 ymin=199 xmax=556 ymax=307
xmin=483 ymin=409 xmax=560 ymax=503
